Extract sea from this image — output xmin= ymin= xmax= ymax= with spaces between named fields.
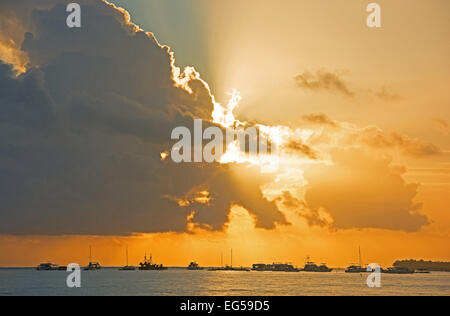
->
xmin=0 ymin=268 xmax=449 ymax=296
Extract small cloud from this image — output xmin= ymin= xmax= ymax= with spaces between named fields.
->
xmin=357 ymin=126 xmax=442 ymax=157
xmin=302 ymin=113 xmax=338 ymax=127
xmin=432 ymin=118 xmax=449 ymax=135
xmin=294 ymin=69 xmax=354 ymax=97
xmin=374 ymin=86 xmax=403 ymax=103
xmin=283 ymin=140 xmax=319 ymax=160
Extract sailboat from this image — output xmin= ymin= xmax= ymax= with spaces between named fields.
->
xmin=345 ymin=246 xmax=367 ymax=273
xmin=84 ymin=246 xmax=102 ymax=271
xmin=208 ymin=249 xmax=250 ymax=271
xmin=119 ymin=246 xmax=136 ymax=271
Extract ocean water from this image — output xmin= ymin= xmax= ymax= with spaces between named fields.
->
xmin=0 ymin=268 xmax=449 ymax=296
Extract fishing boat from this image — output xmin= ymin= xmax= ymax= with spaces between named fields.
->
xmin=345 ymin=246 xmax=367 ymax=273
xmin=84 ymin=246 xmax=102 ymax=271
xmin=119 ymin=246 xmax=136 ymax=271
xmin=139 ymin=253 xmax=168 ymax=271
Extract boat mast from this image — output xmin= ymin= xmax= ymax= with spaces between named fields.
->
xmin=359 ymin=246 xmax=362 ymax=267
xmin=126 ymin=246 xmax=128 ymax=266
xmin=89 ymin=245 xmax=92 ymax=264
xmin=231 ymin=249 xmax=233 ymax=268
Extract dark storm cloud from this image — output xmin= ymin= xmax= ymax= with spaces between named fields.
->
xmin=0 ymin=1 xmax=285 ymax=235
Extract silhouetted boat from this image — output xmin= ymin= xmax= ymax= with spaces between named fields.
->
xmin=139 ymin=253 xmax=168 ymax=271
xmin=345 ymin=246 xmax=367 ymax=273
xmin=208 ymin=249 xmax=250 ymax=271
xmin=252 ymin=263 xmax=300 ymax=272
xmin=119 ymin=246 xmax=136 ymax=271
xmin=208 ymin=265 xmax=250 ymax=272
xmin=383 ymin=266 xmax=414 ymax=274
xmin=415 ymin=269 xmax=430 ymax=274
xmin=37 ymin=263 xmax=66 ymax=271
xmin=302 ymin=257 xmax=333 ymax=272
xmin=187 ymin=262 xmax=204 ymax=270
xmin=84 ymin=246 xmax=102 ymax=271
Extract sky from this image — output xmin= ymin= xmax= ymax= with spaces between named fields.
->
xmin=0 ymin=0 xmax=448 ymax=268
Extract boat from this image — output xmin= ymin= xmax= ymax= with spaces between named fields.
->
xmin=119 ymin=246 xmax=136 ymax=271
xmin=84 ymin=262 xmax=101 ymax=271
xmin=302 ymin=257 xmax=333 ymax=272
xmin=208 ymin=265 xmax=250 ymax=272
xmin=139 ymin=253 xmax=168 ymax=271
xmin=187 ymin=262 xmax=204 ymax=270
xmin=415 ymin=269 xmax=430 ymax=274
xmin=252 ymin=263 xmax=300 ymax=272
xmin=383 ymin=266 xmax=415 ymax=274
xmin=251 ymin=263 xmax=268 ymax=271
xmin=84 ymin=246 xmax=102 ymax=271
xmin=345 ymin=246 xmax=367 ymax=273
xmin=36 ymin=263 xmax=66 ymax=271
xmin=208 ymin=249 xmax=250 ymax=272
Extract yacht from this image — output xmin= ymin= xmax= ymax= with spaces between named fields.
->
xmin=187 ymin=262 xmax=204 ymax=270
xmin=208 ymin=249 xmax=250 ymax=271
xmin=119 ymin=246 xmax=136 ymax=271
xmin=302 ymin=257 xmax=333 ymax=272
xmin=383 ymin=266 xmax=415 ymax=274
xmin=345 ymin=246 xmax=367 ymax=273
xmin=252 ymin=263 xmax=300 ymax=272
xmin=84 ymin=246 xmax=102 ymax=271
xmin=37 ymin=263 xmax=66 ymax=271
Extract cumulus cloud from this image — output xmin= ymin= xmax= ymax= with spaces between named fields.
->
xmin=294 ymin=69 xmax=355 ymax=97
xmin=0 ymin=0 xmax=436 ymax=236
xmin=0 ymin=0 xmax=285 ymax=235
xmin=303 ymin=149 xmax=429 ymax=232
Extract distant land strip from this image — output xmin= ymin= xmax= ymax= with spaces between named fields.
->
xmin=394 ymin=260 xmax=450 ymax=272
